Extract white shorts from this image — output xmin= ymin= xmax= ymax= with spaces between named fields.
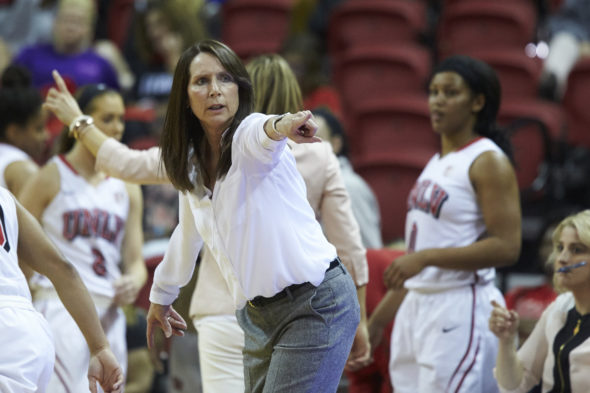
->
xmin=390 ymin=283 xmax=503 ymax=393
xmin=0 ymin=298 xmax=55 ymax=393
xmin=194 ymin=315 xmax=245 ymax=393
xmin=34 ymin=294 xmax=127 ymax=393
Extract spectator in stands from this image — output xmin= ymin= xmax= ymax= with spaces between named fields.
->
xmin=14 ymin=0 xmax=119 ymax=92
xmin=539 ymin=0 xmax=590 ymax=101
xmin=0 ymin=0 xmax=57 ymax=56
xmin=128 ymin=0 xmax=206 ymax=106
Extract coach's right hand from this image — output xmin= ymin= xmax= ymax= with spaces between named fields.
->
xmin=146 ymin=303 xmax=187 ymax=348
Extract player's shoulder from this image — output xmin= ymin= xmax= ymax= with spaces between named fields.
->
xmin=36 ymin=160 xmax=60 ymax=185
xmin=26 ymin=160 xmax=61 ymax=200
xmin=470 ymin=148 xmax=514 ymax=186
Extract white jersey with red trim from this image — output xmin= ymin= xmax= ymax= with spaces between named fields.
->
xmin=404 ymin=137 xmax=503 ymax=291
xmin=33 ymin=155 xmax=129 ymax=299
xmin=0 ymin=143 xmax=31 ymax=189
xmin=0 ymin=187 xmax=31 ymax=301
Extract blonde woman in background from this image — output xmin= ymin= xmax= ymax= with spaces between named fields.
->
xmin=490 ymin=209 xmax=590 ymax=393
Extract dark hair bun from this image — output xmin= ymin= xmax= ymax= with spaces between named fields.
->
xmin=1 ymin=65 xmax=33 ymax=89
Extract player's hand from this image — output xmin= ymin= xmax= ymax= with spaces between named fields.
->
xmin=87 ymin=347 xmax=124 ymax=393
xmin=43 ymin=69 xmax=83 ymax=126
xmin=146 ymin=303 xmax=187 ymax=349
xmin=113 ymin=275 xmax=141 ymax=306
xmin=488 ymin=300 xmax=519 ymax=342
xmin=384 ymin=253 xmax=426 ymax=289
xmin=345 ymin=320 xmax=372 ymax=372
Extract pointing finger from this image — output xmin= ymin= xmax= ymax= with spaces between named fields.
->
xmin=490 ymin=300 xmax=502 ymax=308
xmin=52 ymin=70 xmax=68 ymax=93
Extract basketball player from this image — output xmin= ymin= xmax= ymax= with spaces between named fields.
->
xmin=369 ymin=55 xmax=522 ymax=393
xmin=0 ymin=65 xmax=48 ymax=196
xmin=20 ymin=84 xmax=146 ymax=392
xmin=0 ymin=186 xmax=123 ymax=392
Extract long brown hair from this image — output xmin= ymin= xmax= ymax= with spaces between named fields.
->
xmin=159 ymin=39 xmax=253 ymax=192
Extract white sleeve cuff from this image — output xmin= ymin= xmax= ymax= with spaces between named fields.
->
xmin=149 ymin=282 xmax=180 ymax=306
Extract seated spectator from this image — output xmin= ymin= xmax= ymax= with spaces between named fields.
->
xmin=0 ymin=0 xmax=57 ymax=55
xmin=127 ymin=0 xmax=206 ymax=107
xmin=539 ymin=0 xmax=590 ymax=101
xmin=14 ymin=0 xmax=119 ymax=92
xmin=120 ymin=0 xmax=207 ymax=147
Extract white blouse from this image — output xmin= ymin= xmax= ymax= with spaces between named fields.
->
xmin=150 ymin=113 xmax=337 ymax=309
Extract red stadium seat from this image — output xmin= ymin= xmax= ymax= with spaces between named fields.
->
xmin=437 ymin=2 xmax=537 ymax=59
xmin=328 ymin=0 xmax=427 ymax=57
xmin=355 ymin=151 xmax=432 ymax=244
xmin=562 ymin=58 xmax=590 ymax=149
xmin=106 ymin=0 xmax=135 ymax=49
xmin=348 ymin=95 xmax=439 ymax=160
xmin=333 ymin=44 xmax=432 ymax=114
xmin=468 ymin=49 xmax=543 ymax=101
xmin=498 ymin=99 xmax=565 ymax=200
xmin=221 ymin=0 xmax=294 ymax=61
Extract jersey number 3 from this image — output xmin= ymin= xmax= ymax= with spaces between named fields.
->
xmin=92 ymin=248 xmax=107 ymax=276
xmin=0 ymin=206 xmax=10 ymax=252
